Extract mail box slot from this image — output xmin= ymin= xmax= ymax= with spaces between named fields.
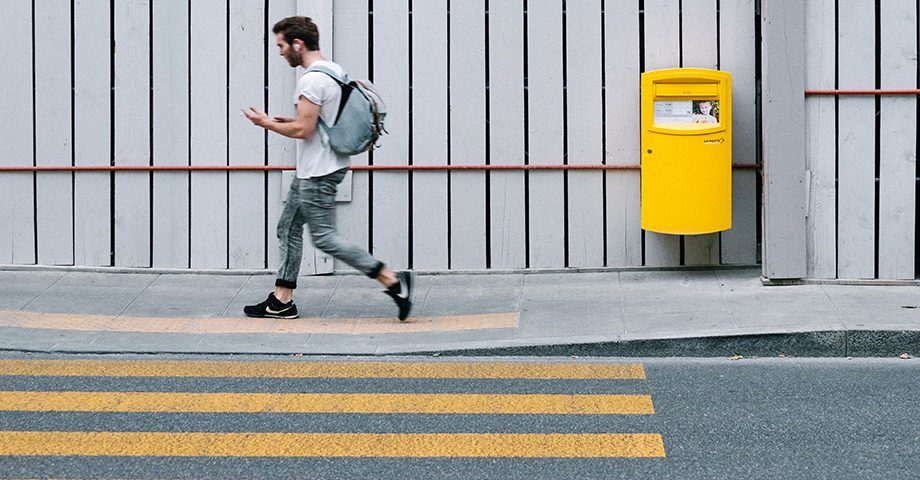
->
xmin=655 ymin=83 xmax=719 ymax=98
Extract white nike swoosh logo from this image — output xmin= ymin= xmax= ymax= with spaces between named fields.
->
xmin=397 ymin=277 xmax=409 ymax=299
xmin=265 ymin=305 xmax=291 ymax=314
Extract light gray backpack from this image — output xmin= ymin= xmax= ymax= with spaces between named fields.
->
xmin=305 ymin=65 xmax=387 ymax=156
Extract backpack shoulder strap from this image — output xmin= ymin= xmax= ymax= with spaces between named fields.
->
xmin=304 ymin=64 xmax=350 ymax=84
xmin=303 ymin=65 xmax=353 ymax=129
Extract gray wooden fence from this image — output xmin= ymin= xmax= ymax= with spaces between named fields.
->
xmin=762 ymin=0 xmax=918 ymax=280
xmin=0 ymin=0 xmax=759 ymax=273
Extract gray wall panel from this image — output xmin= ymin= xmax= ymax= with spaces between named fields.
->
xmin=761 ymin=0 xmax=807 ymax=279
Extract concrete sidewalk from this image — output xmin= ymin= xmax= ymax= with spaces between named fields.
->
xmin=0 ymin=267 xmax=918 ymax=357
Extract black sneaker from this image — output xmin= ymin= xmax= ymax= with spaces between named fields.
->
xmin=244 ymin=293 xmax=299 ymax=319
xmin=384 ymin=271 xmax=416 ymax=321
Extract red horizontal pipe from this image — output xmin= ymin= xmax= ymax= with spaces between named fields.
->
xmin=0 ymin=165 xmax=291 ymax=172
xmin=359 ymin=164 xmax=639 ymax=171
xmin=806 ymin=89 xmax=920 ymax=95
xmin=0 ymin=163 xmax=760 ymax=173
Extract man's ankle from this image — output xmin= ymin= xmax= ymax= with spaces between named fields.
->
xmin=376 ymin=267 xmax=398 ymax=288
xmin=273 ymin=290 xmax=293 ymax=304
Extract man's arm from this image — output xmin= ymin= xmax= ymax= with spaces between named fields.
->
xmin=242 ymin=96 xmax=319 ymax=140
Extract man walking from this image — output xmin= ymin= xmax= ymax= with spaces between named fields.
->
xmin=241 ymin=16 xmax=414 ymax=321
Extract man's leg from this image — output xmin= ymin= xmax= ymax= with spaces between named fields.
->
xmin=304 ymin=170 xmax=416 ymax=320
xmin=275 ymin=179 xmax=308 ymax=290
xmin=303 ymin=172 xmax=385 ymax=277
xmin=243 ymin=179 xmax=306 ymax=318
xmin=272 ymin=191 xmax=301 ymax=304
xmin=272 ymin=187 xmax=301 ymax=304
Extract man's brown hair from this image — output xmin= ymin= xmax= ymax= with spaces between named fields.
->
xmin=273 ymin=16 xmax=320 ymax=51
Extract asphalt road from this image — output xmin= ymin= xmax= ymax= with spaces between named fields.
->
xmin=0 ymin=353 xmax=917 ymax=479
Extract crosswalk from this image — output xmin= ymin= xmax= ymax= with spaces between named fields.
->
xmin=0 ymin=359 xmax=665 ymax=460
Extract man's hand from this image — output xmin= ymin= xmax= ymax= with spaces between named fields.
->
xmin=241 ymin=106 xmax=270 ymax=127
xmin=241 ymin=97 xmax=318 ymax=140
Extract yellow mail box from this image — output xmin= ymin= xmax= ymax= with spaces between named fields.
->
xmin=641 ymin=68 xmax=732 ymax=235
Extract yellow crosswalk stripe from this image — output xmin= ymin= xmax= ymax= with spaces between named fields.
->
xmin=0 ymin=359 xmax=664 ymax=459
xmin=0 ymin=391 xmax=655 ymax=415
xmin=0 ymin=360 xmax=646 ymax=380
xmin=0 ymin=432 xmax=666 ymax=458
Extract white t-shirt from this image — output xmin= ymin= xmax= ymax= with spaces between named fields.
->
xmin=294 ymin=60 xmax=350 ymax=178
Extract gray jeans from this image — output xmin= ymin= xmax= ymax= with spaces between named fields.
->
xmin=276 ymin=169 xmax=383 ymax=289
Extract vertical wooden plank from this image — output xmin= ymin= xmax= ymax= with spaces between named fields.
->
xmin=803 ymin=0 xmax=836 ymax=278
xmin=0 ymin=1 xmax=35 ymax=264
xmin=267 ymin=0 xmax=300 ymax=273
xmin=681 ymin=0 xmax=720 ymax=265
xmin=297 ymin=0 xmax=334 ymax=275
xmin=604 ymin=0 xmax=642 ymax=267
xmin=74 ymin=0 xmax=112 ymax=266
xmin=190 ymin=0 xmax=228 ymax=269
xmin=837 ymin=0 xmax=875 ymax=279
xmin=152 ymin=0 xmax=189 ymax=268
xmin=372 ymin=0 xmax=410 ymax=269
xmin=719 ymin=0 xmax=758 ymax=265
xmin=879 ymin=0 xmax=917 ymax=279
xmin=761 ymin=0 xmax=807 ymax=279
xmin=565 ymin=0 xmax=604 ymax=267
xmin=528 ymin=0 xmax=565 ymax=268
xmin=450 ymin=0 xmax=488 ymax=269
xmin=114 ymin=0 xmax=151 ymax=267
xmin=35 ymin=0 xmax=74 ymax=265
xmin=642 ymin=0 xmax=681 ymax=266
xmin=411 ymin=0 xmax=449 ymax=270
xmin=229 ymin=0 xmax=266 ymax=269
xmin=333 ymin=0 xmax=371 ymax=272
xmin=488 ymin=1 xmax=526 ymax=269
xmin=681 ymin=0 xmax=719 ymax=70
